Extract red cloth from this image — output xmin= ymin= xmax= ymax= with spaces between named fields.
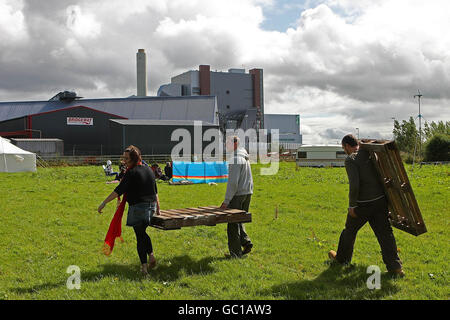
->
xmin=102 ymin=160 xmax=142 ymax=256
xmin=102 ymin=194 xmax=126 ymax=255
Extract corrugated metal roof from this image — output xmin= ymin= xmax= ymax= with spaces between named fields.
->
xmin=298 ymin=145 xmax=343 ymax=151
xmin=0 ymin=96 xmax=218 ymax=124
xmin=10 ymin=138 xmax=63 ymax=142
xmin=110 ymin=119 xmax=218 ymax=126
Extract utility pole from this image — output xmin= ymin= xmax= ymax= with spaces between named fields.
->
xmin=391 ymin=117 xmax=396 ymax=140
xmin=413 ymin=90 xmax=423 ymax=158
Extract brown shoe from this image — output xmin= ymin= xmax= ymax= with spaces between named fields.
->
xmin=328 ymin=250 xmax=337 ymax=261
xmin=390 ymin=268 xmax=405 ymax=278
xmin=242 ymin=243 xmax=253 ymax=255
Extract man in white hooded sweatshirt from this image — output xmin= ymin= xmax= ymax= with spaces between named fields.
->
xmin=220 ymin=135 xmax=254 ymax=258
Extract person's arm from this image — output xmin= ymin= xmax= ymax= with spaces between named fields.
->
xmin=155 ymin=194 xmax=160 ymax=215
xmin=345 ymin=159 xmax=359 ymax=215
xmin=222 ymin=162 xmax=239 ymax=208
xmin=98 ymin=171 xmax=130 ymax=213
xmin=98 ymin=191 xmax=119 ymax=213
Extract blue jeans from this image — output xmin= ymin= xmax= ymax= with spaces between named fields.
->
xmin=126 ymin=202 xmax=156 ymax=227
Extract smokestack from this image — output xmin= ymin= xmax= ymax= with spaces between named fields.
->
xmin=136 ymin=49 xmax=148 ymax=96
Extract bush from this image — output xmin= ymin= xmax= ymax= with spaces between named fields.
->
xmin=424 ymin=134 xmax=450 ymax=161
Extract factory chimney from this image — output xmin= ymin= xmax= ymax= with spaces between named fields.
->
xmin=136 ymin=49 xmax=148 ymax=96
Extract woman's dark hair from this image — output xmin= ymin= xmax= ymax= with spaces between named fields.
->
xmin=124 ymin=145 xmax=142 ymax=167
xmin=341 ymin=134 xmax=358 ymax=147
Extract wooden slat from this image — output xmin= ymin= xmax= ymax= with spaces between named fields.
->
xmin=173 ymin=208 xmax=210 ymax=217
xmin=172 ymin=208 xmax=217 ymax=226
xmin=158 ymin=211 xmax=187 ymax=219
xmin=150 ymin=205 xmax=251 ymax=230
xmin=164 ymin=209 xmax=197 ymax=219
xmin=359 ymin=139 xmax=427 ymax=236
xmin=198 ymin=206 xmax=245 ymax=215
xmin=196 ymin=206 xmax=251 ymax=224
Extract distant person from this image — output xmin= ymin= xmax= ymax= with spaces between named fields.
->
xmin=164 ymin=162 xmax=173 ymax=180
xmin=151 ymin=163 xmax=170 ymax=181
xmin=328 ymin=134 xmax=404 ymax=277
xmin=220 ymin=136 xmax=254 ymax=258
xmin=104 ymin=160 xmax=119 ymax=179
xmin=151 ymin=164 xmax=163 ymax=179
xmin=117 ymin=159 xmax=127 ymax=181
xmin=98 ymin=145 xmax=161 ymax=275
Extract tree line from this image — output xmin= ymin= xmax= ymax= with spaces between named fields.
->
xmin=393 ymin=118 xmax=449 ymax=162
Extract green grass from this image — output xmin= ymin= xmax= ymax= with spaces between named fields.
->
xmin=0 ymin=163 xmax=448 ymax=300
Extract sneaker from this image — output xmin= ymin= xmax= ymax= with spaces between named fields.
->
xmin=242 ymin=243 xmax=253 ymax=255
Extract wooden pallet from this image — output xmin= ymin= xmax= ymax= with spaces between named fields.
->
xmin=359 ymin=139 xmax=427 ymax=236
xmin=150 ymin=206 xmax=252 ymax=230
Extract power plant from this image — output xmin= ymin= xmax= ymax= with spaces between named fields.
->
xmin=0 ymin=49 xmax=301 ymax=156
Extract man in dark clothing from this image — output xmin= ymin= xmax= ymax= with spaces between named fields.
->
xmin=164 ymin=162 xmax=173 ymax=179
xmin=329 ymin=134 xmax=404 ymax=277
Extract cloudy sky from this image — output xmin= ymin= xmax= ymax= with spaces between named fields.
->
xmin=1 ymin=0 xmax=449 ymax=144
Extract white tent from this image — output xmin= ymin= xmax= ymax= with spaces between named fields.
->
xmin=0 ymin=137 xmax=36 ymax=172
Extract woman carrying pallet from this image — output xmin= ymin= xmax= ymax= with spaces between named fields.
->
xmin=98 ymin=145 xmax=161 ymax=275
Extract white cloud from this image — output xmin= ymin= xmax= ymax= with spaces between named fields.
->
xmin=66 ymin=5 xmax=101 ymax=38
xmin=0 ymin=0 xmax=28 ymax=42
xmin=0 ymin=0 xmax=449 ymax=144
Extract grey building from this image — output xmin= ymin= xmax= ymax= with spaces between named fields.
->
xmin=11 ymin=138 xmax=64 ymax=156
xmin=0 ymin=93 xmax=218 ymax=155
xmin=158 ymin=65 xmax=264 ymax=132
xmin=108 ymin=119 xmax=219 ymax=156
xmin=264 ymin=114 xmax=302 ymax=148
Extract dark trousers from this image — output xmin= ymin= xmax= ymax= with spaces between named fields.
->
xmin=133 ymin=223 xmax=153 ymax=264
xmin=227 ymin=194 xmax=252 ymax=258
xmin=336 ymin=197 xmax=402 ymax=272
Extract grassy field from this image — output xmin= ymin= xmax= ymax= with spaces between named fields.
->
xmin=0 ymin=162 xmax=448 ymax=300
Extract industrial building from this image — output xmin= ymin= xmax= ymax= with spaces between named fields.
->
xmin=158 ymin=66 xmax=303 ymax=150
xmin=10 ymin=138 xmax=64 ymax=157
xmin=0 ymin=49 xmax=221 ymax=155
xmin=0 ymin=94 xmax=217 ymax=155
xmin=158 ymin=65 xmax=264 ymax=132
xmin=108 ymin=119 xmax=219 ymax=156
xmin=0 ymin=49 xmax=303 ymax=157
xmin=264 ymin=114 xmax=302 ymax=149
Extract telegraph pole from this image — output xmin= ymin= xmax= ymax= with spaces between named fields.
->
xmin=413 ymin=90 xmax=423 ymax=158
xmin=391 ymin=117 xmax=396 ymax=140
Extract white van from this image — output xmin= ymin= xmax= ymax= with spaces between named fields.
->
xmin=296 ymin=145 xmax=346 ymax=167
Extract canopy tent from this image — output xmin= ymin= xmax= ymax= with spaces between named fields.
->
xmin=0 ymin=137 xmax=36 ymax=172
xmin=173 ymin=161 xmax=228 ymax=184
